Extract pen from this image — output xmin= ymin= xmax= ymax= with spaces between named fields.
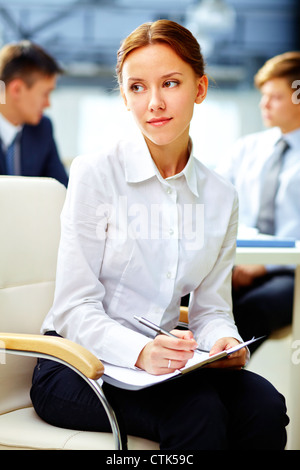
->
xmin=134 ymin=315 xmax=210 ymax=354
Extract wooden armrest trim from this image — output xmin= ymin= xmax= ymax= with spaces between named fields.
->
xmin=179 ymin=306 xmax=188 ymax=324
xmin=0 ymin=333 xmax=104 ymax=380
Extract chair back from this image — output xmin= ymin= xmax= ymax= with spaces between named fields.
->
xmin=0 ymin=176 xmax=66 ymax=413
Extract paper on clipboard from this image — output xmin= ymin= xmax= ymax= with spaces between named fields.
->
xmin=101 ymin=336 xmax=262 ymax=390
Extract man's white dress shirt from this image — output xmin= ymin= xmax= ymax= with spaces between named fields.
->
xmin=217 ymin=127 xmax=300 ymax=239
xmin=42 ymin=133 xmax=242 ymax=368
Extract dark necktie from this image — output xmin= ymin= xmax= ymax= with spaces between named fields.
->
xmin=5 ymin=136 xmax=17 ymax=175
xmin=256 ymin=138 xmax=289 ymax=235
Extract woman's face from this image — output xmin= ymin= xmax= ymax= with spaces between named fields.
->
xmin=121 ymin=43 xmax=207 ymax=154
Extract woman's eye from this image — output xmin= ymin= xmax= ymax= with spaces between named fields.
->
xmin=164 ymin=80 xmax=178 ymax=88
xmin=131 ymin=84 xmax=144 ymax=92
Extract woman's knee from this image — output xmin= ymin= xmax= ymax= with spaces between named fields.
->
xmin=30 ymin=359 xmax=111 ymax=431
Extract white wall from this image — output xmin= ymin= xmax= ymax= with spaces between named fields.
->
xmin=46 ymin=85 xmax=264 ymax=170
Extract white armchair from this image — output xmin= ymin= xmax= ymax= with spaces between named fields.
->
xmin=0 ymin=176 xmax=159 ymax=450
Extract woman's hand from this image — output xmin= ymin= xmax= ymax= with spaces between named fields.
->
xmin=206 ymin=337 xmax=247 ymax=370
xmin=135 ymin=329 xmax=198 ymax=375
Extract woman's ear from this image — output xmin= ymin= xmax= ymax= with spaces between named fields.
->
xmin=195 ymin=75 xmax=208 ymax=104
xmin=120 ymin=86 xmax=130 ymax=111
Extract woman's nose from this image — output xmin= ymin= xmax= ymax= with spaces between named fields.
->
xmin=148 ymin=89 xmax=165 ymax=111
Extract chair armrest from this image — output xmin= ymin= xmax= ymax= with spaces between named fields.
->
xmin=0 ymin=332 xmax=125 ymax=448
xmin=0 ymin=333 xmax=104 ymax=380
xmin=179 ymin=306 xmax=189 ymax=324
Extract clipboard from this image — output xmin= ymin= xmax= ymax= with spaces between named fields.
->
xmin=101 ymin=336 xmax=262 ymax=390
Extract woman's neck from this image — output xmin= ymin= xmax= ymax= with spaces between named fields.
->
xmin=144 ymin=135 xmax=190 ymax=179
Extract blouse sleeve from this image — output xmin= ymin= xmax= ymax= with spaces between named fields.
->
xmin=188 ymin=190 xmax=244 ymax=351
xmin=48 ymin=156 xmax=151 ymax=368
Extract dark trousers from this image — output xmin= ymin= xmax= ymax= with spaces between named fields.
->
xmin=30 ymin=349 xmax=289 ymax=450
xmin=232 ymin=271 xmax=294 ymax=353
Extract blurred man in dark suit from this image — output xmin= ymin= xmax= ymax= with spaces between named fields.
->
xmin=0 ymin=40 xmax=68 ymax=186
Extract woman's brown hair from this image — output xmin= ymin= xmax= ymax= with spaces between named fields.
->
xmin=116 ymin=19 xmax=205 ymax=86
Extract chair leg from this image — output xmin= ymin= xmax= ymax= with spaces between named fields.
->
xmin=2 ymin=348 xmax=125 ymax=450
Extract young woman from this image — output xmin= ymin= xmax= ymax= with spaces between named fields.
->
xmin=30 ymin=20 xmax=288 ymax=449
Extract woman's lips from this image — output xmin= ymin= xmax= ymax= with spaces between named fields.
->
xmin=147 ymin=117 xmax=172 ymax=127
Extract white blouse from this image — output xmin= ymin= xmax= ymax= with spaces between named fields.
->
xmin=42 ymin=133 xmax=242 ymax=368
